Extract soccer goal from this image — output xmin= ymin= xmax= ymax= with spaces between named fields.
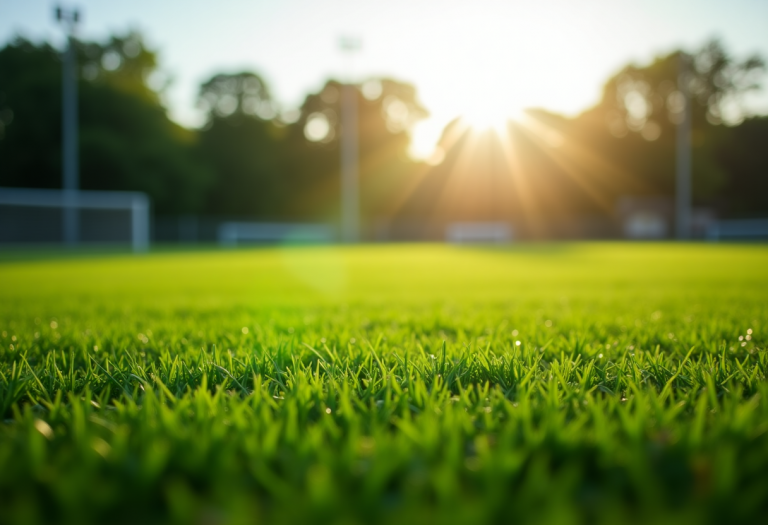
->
xmin=0 ymin=187 xmax=150 ymax=252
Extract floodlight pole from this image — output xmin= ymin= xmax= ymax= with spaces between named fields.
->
xmin=675 ymin=51 xmax=692 ymax=240
xmin=56 ymin=6 xmax=81 ymax=246
xmin=339 ymin=36 xmax=361 ymax=243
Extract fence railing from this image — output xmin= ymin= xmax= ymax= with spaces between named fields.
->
xmin=707 ymin=219 xmax=768 ymax=241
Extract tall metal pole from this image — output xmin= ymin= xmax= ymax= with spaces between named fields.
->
xmin=339 ymin=37 xmax=360 ymax=243
xmin=56 ymin=7 xmax=80 ymax=245
xmin=675 ymin=51 xmax=692 ymax=240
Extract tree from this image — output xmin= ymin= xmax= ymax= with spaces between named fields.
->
xmin=570 ymin=39 xmax=764 ymax=203
xmin=0 ymin=33 xmax=212 ymax=214
xmin=715 ymin=116 xmax=768 ymax=217
xmin=195 ymin=72 xmax=287 ymax=218
xmin=389 ymin=39 xmax=767 ymax=234
xmin=0 ymin=39 xmax=63 ymax=190
xmin=281 ymin=78 xmax=428 ymax=226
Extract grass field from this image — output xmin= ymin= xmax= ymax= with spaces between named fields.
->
xmin=1 ymin=243 xmax=767 ymax=525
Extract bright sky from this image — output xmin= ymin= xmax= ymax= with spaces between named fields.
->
xmin=2 ymin=0 xmax=767 ymax=158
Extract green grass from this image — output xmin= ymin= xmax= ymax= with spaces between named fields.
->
xmin=0 ymin=243 xmax=766 ymax=525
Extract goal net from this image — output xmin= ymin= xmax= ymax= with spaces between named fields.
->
xmin=0 ymin=187 xmax=150 ymax=251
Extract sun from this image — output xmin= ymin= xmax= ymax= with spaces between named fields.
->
xmin=458 ymin=95 xmax=525 ymax=134
xmin=407 ymin=83 xmax=528 ymax=162
xmin=460 ymin=109 xmax=510 ymax=134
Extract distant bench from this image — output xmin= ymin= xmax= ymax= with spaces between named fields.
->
xmin=445 ymin=222 xmax=513 ymax=244
xmin=217 ymin=222 xmax=334 ymax=246
xmin=707 ymin=219 xmax=768 ymax=241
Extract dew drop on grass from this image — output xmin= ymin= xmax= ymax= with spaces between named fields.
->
xmin=92 ymin=437 xmax=111 ymax=458
xmin=360 ymin=436 xmax=376 ymax=453
xmin=34 ymin=419 xmax=53 ymax=440
xmin=464 ymin=457 xmax=481 ymax=471
xmin=515 ymin=341 xmax=521 ymax=346
xmin=241 ymin=327 xmax=249 ymax=334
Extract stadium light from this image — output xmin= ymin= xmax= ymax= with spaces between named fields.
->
xmin=339 ymin=36 xmax=361 ymax=243
xmin=55 ymin=6 xmax=81 ymax=245
xmin=675 ymin=51 xmax=692 ymax=240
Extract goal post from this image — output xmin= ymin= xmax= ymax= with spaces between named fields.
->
xmin=0 ymin=187 xmax=150 ymax=252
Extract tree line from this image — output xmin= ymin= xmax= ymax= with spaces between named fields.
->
xmin=0 ymin=32 xmax=765 ymax=231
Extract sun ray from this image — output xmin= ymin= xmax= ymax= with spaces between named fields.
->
xmin=385 ymin=119 xmax=471 ymax=218
xmin=493 ymin=122 xmax=547 ymax=238
xmin=513 ymin=113 xmax=649 ymax=216
xmin=427 ymin=127 xmax=488 ymax=223
xmin=326 ymin=102 xmax=657 ymax=241
xmin=517 ymin=113 xmax=650 ymax=196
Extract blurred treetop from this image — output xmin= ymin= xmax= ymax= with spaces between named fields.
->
xmin=600 ymin=39 xmax=764 ymax=139
xmin=1 ymin=32 xmax=765 ymax=223
xmin=0 ymin=32 xmax=212 ymax=214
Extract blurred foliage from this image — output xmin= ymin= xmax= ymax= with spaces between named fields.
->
xmin=195 ymin=72 xmax=287 ymax=218
xmin=0 ymin=33 xmax=212 ymax=214
xmin=395 ymin=40 xmax=767 ymax=227
xmin=573 ymin=41 xmax=764 ymax=203
xmin=0 ymin=33 xmax=766 ymax=225
xmin=565 ymin=39 xmax=765 ymax=207
xmin=715 ymin=116 xmax=768 ymax=217
xmin=194 ymin=74 xmax=428 ymax=224
xmin=283 ymin=79 xmax=428 ymax=223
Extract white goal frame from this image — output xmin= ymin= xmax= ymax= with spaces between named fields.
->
xmin=0 ymin=187 xmax=150 ymax=252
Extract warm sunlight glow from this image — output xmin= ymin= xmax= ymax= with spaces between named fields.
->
xmin=410 ymin=90 xmax=527 ymax=159
xmin=456 ymin=83 xmax=527 ymax=134
xmin=460 ymin=107 xmax=511 ymax=134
